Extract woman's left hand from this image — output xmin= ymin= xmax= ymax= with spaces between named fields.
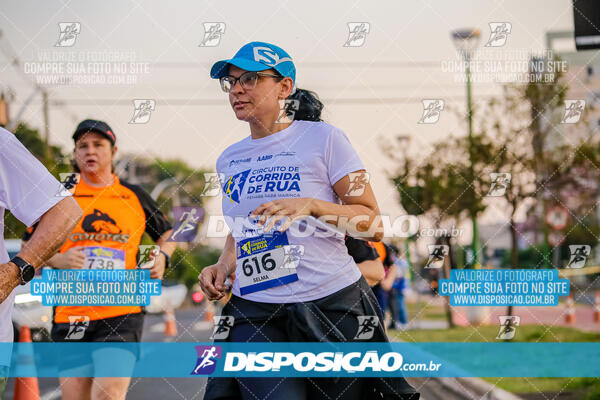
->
xmin=250 ymin=198 xmax=317 ymax=233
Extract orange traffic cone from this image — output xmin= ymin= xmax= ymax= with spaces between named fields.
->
xmin=593 ymin=291 xmax=600 ymax=323
xmin=565 ymin=295 xmax=575 ymax=324
xmin=204 ymin=301 xmax=215 ymax=322
xmin=164 ymin=308 xmax=177 ymax=337
xmin=13 ymin=326 xmax=40 ymax=400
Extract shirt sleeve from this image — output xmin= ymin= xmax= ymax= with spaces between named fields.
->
xmin=0 ymin=129 xmax=64 ymax=227
xmin=345 ymin=236 xmax=379 ymax=263
xmin=120 ymin=181 xmax=172 ymax=242
xmin=324 ymin=127 xmax=365 ymax=186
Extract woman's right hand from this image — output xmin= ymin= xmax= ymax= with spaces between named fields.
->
xmin=199 ymin=263 xmax=231 ymax=300
xmin=53 ymin=247 xmax=86 ymax=269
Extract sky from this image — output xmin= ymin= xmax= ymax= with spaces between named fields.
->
xmin=0 ymin=0 xmax=577 ymax=247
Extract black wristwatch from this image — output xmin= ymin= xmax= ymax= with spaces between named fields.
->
xmin=10 ymin=257 xmax=35 ymax=285
xmin=160 ymin=250 xmax=171 ymax=269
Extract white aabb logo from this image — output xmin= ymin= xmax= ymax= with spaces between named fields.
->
xmin=253 ymin=46 xmax=292 ymax=67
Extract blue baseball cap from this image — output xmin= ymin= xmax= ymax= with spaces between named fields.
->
xmin=210 ymin=41 xmax=296 ymax=92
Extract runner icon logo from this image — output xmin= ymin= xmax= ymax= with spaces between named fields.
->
xmin=201 ymin=173 xmax=225 ymax=197
xmin=418 ymin=99 xmax=444 ymax=124
xmin=275 ymin=99 xmax=300 ymax=124
xmin=211 ymin=316 xmax=234 ymax=340
xmin=567 ymin=245 xmax=590 ymax=269
xmin=169 ymin=207 xmax=204 ymax=242
xmin=138 ymin=245 xmax=160 ymax=269
xmin=496 ymin=316 xmax=520 ymax=340
xmin=562 ymin=100 xmax=586 ymax=124
xmin=199 ymin=23 xmax=226 ymax=47
xmin=343 ymin=23 xmax=370 ymax=47
xmin=487 ymin=172 xmax=511 ymax=197
xmin=425 ymin=245 xmax=449 ymax=269
xmin=191 ymin=345 xmax=222 ymax=375
xmin=55 ymin=22 xmax=81 ymax=47
xmin=485 ymin=22 xmax=512 ymax=47
xmin=345 ymin=172 xmax=370 ymax=196
xmin=129 ymin=99 xmax=156 ymax=124
xmin=66 ymin=315 xmax=90 ymax=340
xmin=282 ymin=245 xmax=304 ymax=269
xmin=56 ymin=172 xmax=80 ymax=197
xmin=354 ymin=315 xmax=379 ymax=340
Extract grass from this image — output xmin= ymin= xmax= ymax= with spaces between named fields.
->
xmin=405 ymin=301 xmax=447 ymax=321
xmin=389 ymin=325 xmax=600 ymax=397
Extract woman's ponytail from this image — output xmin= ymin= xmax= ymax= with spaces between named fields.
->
xmin=287 ymin=89 xmax=323 ymax=122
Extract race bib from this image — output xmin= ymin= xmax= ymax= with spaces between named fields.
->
xmin=83 ymin=247 xmax=126 ymax=270
xmin=236 ymin=231 xmax=299 ymax=295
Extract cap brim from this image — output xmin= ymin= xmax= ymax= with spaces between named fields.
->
xmin=210 ymin=58 xmax=271 ymax=79
xmin=73 ymin=129 xmax=115 ymax=144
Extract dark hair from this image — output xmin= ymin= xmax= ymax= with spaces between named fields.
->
xmin=287 ymin=88 xmax=323 ymax=122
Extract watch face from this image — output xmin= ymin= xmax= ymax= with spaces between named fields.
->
xmin=22 ymin=265 xmax=35 ymax=283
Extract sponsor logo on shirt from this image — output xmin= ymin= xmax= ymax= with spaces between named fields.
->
xmin=256 ymin=154 xmax=273 ymax=162
xmin=229 ymin=157 xmax=251 ymax=167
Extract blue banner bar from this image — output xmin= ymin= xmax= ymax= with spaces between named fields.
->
xmin=3 ymin=342 xmax=599 ymax=378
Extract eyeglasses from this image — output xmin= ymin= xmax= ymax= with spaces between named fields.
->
xmin=219 ymin=71 xmax=282 ymax=93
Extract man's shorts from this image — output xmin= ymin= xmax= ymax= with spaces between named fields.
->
xmin=50 ymin=312 xmax=144 ymax=373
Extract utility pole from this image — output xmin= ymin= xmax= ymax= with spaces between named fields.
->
xmin=42 ymin=90 xmax=50 ymax=161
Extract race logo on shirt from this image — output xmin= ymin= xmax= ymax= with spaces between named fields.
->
xmin=66 ymin=315 xmax=90 ymax=340
xmin=223 ymin=169 xmax=251 ymax=204
xmin=245 ymin=166 xmax=301 ymax=199
xmin=354 ymin=315 xmax=379 ymax=340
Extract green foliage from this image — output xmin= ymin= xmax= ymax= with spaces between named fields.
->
xmin=165 ymin=246 xmax=221 ymax=288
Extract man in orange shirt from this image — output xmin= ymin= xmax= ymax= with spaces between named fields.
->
xmin=24 ymin=119 xmax=175 ymax=400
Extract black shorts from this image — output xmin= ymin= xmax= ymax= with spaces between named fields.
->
xmin=51 ymin=312 xmax=144 ymax=372
xmin=203 ymin=276 xmax=419 ymax=400
xmin=51 ymin=312 xmax=144 ymax=343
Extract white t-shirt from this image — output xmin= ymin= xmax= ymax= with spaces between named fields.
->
xmin=0 ymin=128 xmax=63 ymax=353
xmin=217 ymin=120 xmax=365 ymax=303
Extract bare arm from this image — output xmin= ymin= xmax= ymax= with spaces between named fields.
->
xmin=0 ymin=197 xmax=82 ymax=301
xmin=356 ymin=259 xmax=385 ymax=287
xmin=198 ymin=233 xmax=236 ymax=300
xmin=253 ymin=170 xmax=384 ymax=241
xmin=149 ymin=229 xmax=177 ymax=279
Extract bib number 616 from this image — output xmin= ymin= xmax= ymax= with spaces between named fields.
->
xmin=242 ymin=252 xmax=276 ymax=277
